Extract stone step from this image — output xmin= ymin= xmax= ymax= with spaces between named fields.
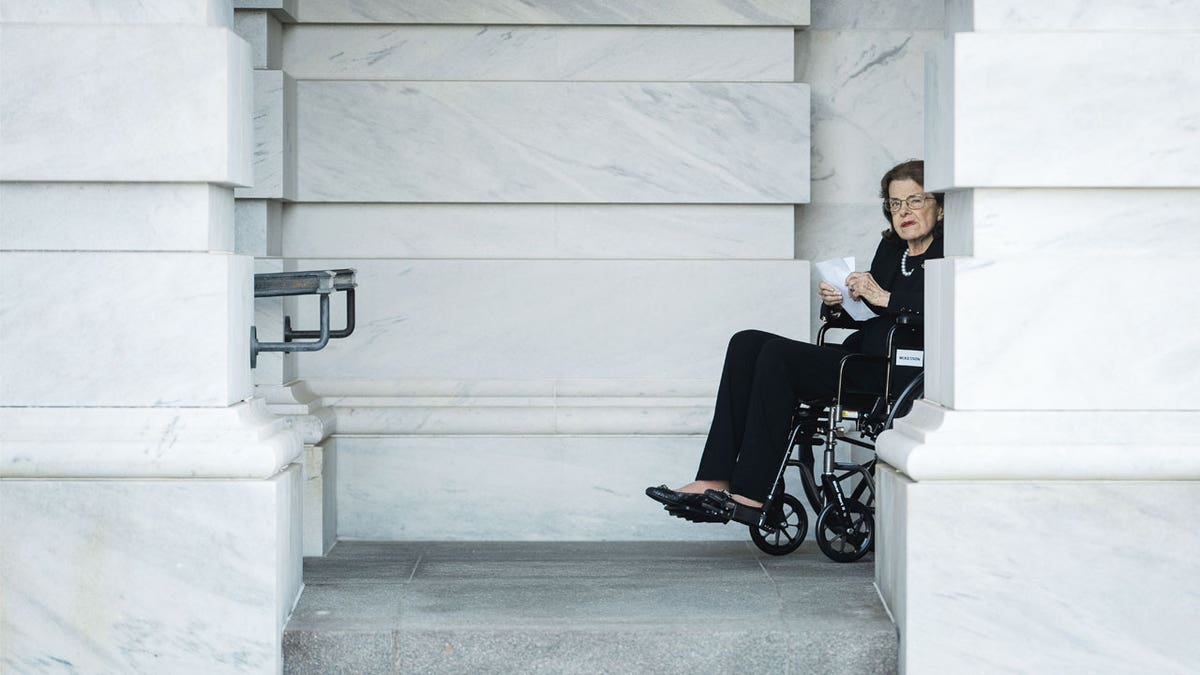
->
xmin=283 ymin=541 xmax=897 ymax=675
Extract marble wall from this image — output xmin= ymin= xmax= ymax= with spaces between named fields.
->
xmin=223 ymin=0 xmax=966 ymax=542
xmin=230 ymin=0 xmax=827 ymax=543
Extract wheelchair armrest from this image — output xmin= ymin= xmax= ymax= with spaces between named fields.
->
xmin=817 ymin=308 xmax=865 ymax=346
xmin=821 ymin=309 xmax=864 ymax=330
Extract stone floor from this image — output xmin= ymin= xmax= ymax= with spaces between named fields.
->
xmin=283 ymin=540 xmax=896 ymax=674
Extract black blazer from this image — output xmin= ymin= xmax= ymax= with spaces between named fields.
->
xmin=822 ymin=234 xmax=944 ymax=356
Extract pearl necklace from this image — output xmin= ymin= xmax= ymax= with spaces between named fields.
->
xmin=900 ymin=250 xmax=916 ymax=277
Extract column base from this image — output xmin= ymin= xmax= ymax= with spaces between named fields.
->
xmin=877 ymin=464 xmax=1200 ymax=673
xmin=1 ymin=466 xmax=303 ymax=674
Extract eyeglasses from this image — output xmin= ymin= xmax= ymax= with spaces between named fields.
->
xmin=885 ymin=194 xmax=933 ymax=213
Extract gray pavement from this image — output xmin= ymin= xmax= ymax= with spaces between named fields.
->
xmin=284 ymin=541 xmax=897 ymax=675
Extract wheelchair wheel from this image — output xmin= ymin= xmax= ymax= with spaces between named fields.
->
xmin=749 ymin=493 xmax=807 ymax=556
xmin=815 ymin=500 xmax=873 ymax=563
xmin=884 ymin=372 xmax=924 ymax=431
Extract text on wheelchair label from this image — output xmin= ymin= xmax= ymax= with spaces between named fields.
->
xmin=895 ymin=349 xmax=924 ymax=367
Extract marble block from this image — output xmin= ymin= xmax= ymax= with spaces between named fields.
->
xmin=236 ymin=199 xmax=283 ymax=257
xmin=878 ymin=402 xmax=1200 ymax=482
xmin=0 ymin=399 xmax=302 ymax=479
xmin=336 ymin=435 xmax=750 ymax=541
xmin=0 ymin=468 xmax=302 ymax=674
xmin=235 ymin=70 xmax=296 ymax=200
xmin=0 ymin=252 xmax=253 ymax=407
xmin=876 ymin=466 xmax=1200 ymax=674
xmin=288 ymin=259 xmax=810 ymax=382
xmin=943 ymin=188 xmax=1200 ymax=258
xmin=293 ymin=0 xmax=809 ymax=26
xmin=304 ymin=377 xmax=715 ymax=399
xmin=233 ymin=0 xmax=298 ymax=23
xmin=945 ymin=0 xmax=1200 ymax=32
xmin=0 ymin=0 xmax=233 ymax=26
xmin=922 ymin=255 xmax=1200 ymax=411
xmin=923 ymin=38 xmax=954 ymax=194
xmin=283 ymin=25 xmax=792 ymax=81
xmin=798 ymin=30 xmax=940 ymax=204
xmin=926 ymin=32 xmax=1200 ymax=190
xmin=233 ymin=9 xmax=282 ymax=69
xmin=282 ymin=203 xmax=793 ymax=259
xmin=0 ymin=24 xmax=252 ymax=186
xmin=296 ymin=82 xmax=810 ymax=203
xmin=810 ymin=0 xmax=942 ymax=29
xmin=303 ymin=441 xmax=337 ymax=556
xmin=0 ymin=183 xmax=234 ymax=253
xmin=325 ymin=393 xmax=713 ymax=436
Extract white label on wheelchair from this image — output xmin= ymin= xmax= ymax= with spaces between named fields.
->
xmin=895 ymin=349 xmax=924 ymax=367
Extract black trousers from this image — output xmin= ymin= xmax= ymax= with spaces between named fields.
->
xmin=694 ymin=329 xmax=888 ymax=501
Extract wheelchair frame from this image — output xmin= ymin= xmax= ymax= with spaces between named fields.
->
xmin=749 ymin=312 xmax=925 ymax=561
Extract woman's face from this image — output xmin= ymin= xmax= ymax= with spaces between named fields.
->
xmin=888 ymin=178 xmax=942 ymax=243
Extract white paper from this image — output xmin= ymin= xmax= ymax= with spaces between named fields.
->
xmin=815 ymin=256 xmax=876 ymax=322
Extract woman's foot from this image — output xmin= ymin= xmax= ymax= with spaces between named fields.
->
xmin=729 ymin=493 xmax=763 ymax=509
xmin=673 ymin=480 xmax=729 ymax=494
xmin=645 ymin=480 xmax=729 ymax=506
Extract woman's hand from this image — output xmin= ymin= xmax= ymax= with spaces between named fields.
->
xmin=845 ymin=272 xmax=890 ymax=308
xmin=818 ymin=281 xmax=843 ymax=307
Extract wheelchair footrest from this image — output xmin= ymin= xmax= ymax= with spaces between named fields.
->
xmin=698 ymin=490 xmax=765 ymax=528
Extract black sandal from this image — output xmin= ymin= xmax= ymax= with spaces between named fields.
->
xmin=664 ymin=493 xmax=727 ymax=523
xmin=645 ymin=484 xmax=689 ymax=507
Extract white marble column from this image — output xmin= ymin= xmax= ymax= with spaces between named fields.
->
xmin=231 ymin=1 xmax=336 ymax=557
xmin=0 ymin=3 xmax=303 ymax=672
xmin=876 ymin=2 xmax=1200 ymax=672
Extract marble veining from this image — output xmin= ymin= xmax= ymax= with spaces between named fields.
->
xmin=0 ymin=0 xmax=233 ymax=26
xmin=945 ymin=255 xmax=1200 ymax=410
xmin=235 ymin=70 xmax=296 ymax=200
xmin=956 ymin=0 xmax=1200 ymax=31
xmin=897 ymin=480 xmax=1200 ymax=673
xmin=809 ymin=0 xmax=942 ymax=30
xmin=281 ymin=203 xmax=793 ymax=259
xmin=288 ymin=259 xmax=809 ymax=381
xmin=0 ymin=252 xmax=252 ymax=407
xmin=0 ymin=473 xmax=301 ymax=674
xmin=0 ymin=400 xmax=302 ymax=479
xmin=0 ymin=25 xmax=252 ymax=184
xmin=296 ymin=81 xmax=810 ymax=203
xmin=293 ymin=0 xmax=809 ymax=26
xmin=283 ymin=25 xmax=792 ymax=81
xmin=800 ymin=30 xmax=940 ymax=204
xmin=1 ymin=183 xmax=233 ymax=253
xmin=336 ymin=435 xmax=749 ymax=541
xmin=948 ymin=33 xmax=1200 ymax=187
xmin=879 ymin=402 xmax=1200 ymax=481
xmin=955 ymin=188 xmax=1200 ymax=258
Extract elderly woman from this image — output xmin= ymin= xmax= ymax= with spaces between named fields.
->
xmin=647 ymin=159 xmax=943 ymax=524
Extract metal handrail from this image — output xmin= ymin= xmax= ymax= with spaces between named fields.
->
xmin=250 ymin=269 xmax=358 ymax=368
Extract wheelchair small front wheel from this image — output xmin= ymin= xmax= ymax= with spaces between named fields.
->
xmin=749 ymin=493 xmax=807 ymax=556
xmin=815 ymin=500 xmax=873 ymax=563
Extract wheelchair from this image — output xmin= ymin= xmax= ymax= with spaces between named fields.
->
xmin=743 ymin=311 xmax=926 ymax=562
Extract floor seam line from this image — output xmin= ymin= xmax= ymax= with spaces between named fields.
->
xmin=407 ymin=553 xmax=423 ymax=583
